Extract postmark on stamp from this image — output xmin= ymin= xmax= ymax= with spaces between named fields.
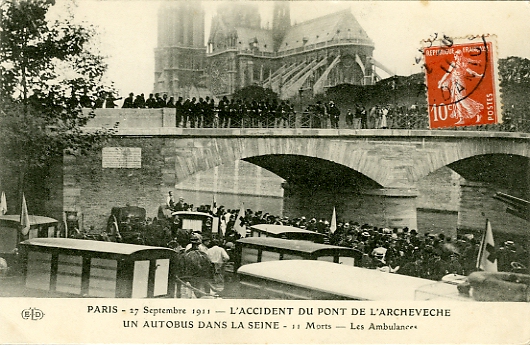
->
xmin=423 ymin=34 xmax=501 ymax=129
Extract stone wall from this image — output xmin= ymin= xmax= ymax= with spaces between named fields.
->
xmin=52 ymin=129 xmax=530 ymax=239
xmin=62 ymin=137 xmax=169 ymax=231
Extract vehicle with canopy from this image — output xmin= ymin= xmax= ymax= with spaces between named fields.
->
xmin=0 ymin=214 xmax=59 ymax=267
xmin=248 ymin=224 xmax=325 ymax=243
xmin=171 ymin=211 xmax=219 ymax=238
xmin=237 ymin=260 xmax=473 ymax=301
xmin=233 ymin=237 xmax=362 ymax=272
xmin=19 ymin=238 xmax=177 ymax=298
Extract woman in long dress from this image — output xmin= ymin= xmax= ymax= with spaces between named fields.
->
xmin=437 ymin=50 xmax=484 ymax=124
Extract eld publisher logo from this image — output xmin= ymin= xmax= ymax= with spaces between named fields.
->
xmin=21 ymin=308 xmax=45 ymax=321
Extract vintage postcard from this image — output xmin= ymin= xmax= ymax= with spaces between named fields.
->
xmin=0 ymin=0 xmax=529 ymax=344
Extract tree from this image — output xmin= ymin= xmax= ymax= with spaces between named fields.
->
xmin=0 ymin=0 xmax=115 ymax=213
xmin=232 ymin=85 xmax=279 ymax=103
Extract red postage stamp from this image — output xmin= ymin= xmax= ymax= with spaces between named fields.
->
xmin=423 ymin=35 xmax=501 ymax=129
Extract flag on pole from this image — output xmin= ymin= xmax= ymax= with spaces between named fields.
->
xmin=477 ymin=219 xmax=498 ymax=272
xmin=0 ymin=191 xmax=7 ymax=215
xmin=211 ymin=194 xmax=218 ymax=215
xmin=20 ymin=193 xmax=31 ymax=236
xmin=329 ymin=207 xmax=337 ymax=234
xmin=62 ymin=211 xmax=69 ymax=238
xmin=234 ymin=203 xmax=246 ymax=238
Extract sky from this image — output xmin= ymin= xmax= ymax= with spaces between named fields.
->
xmin=54 ymin=1 xmax=530 ymax=97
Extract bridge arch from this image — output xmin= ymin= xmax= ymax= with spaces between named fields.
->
xmin=152 ymin=130 xmax=530 ymax=192
xmin=167 ymin=134 xmax=530 ymax=190
xmin=243 ymin=154 xmax=382 ymax=190
xmin=410 ymin=138 xmax=530 ymax=188
xmin=170 ymin=137 xmax=395 ymax=187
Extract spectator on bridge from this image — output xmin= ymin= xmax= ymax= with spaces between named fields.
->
xmin=175 ymin=97 xmax=184 ymax=127
xmin=346 ymin=109 xmax=354 ymax=129
xmin=122 ymin=92 xmax=134 ymax=108
xmin=190 ymin=97 xmax=199 ymax=128
xmin=328 ymin=101 xmax=340 ymax=129
xmin=145 ymin=94 xmax=157 ymax=108
xmin=79 ymin=89 xmax=93 ymax=108
xmin=380 ymin=106 xmax=389 ymax=129
xmin=314 ymin=101 xmax=325 ymax=128
xmin=210 ymin=98 xmax=219 ymax=128
xmin=360 ymin=105 xmax=368 ymax=129
xmin=166 ymin=96 xmax=175 ymax=108
xmin=133 ymin=94 xmax=145 ymax=108
xmin=153 ymin=93 xmax=163 ymax=108
xmin=219 ymin=96 xmax=229 ymax=128
xmin=105 ymin=93 xmax=121 ymax=109
xmin=160 ymin=94 xmax=169 ymax=108
xmin=94 ymin=91 xmax=106 ymax=108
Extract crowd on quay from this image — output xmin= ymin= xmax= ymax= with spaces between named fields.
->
xmin=167 ymin=196 xmax=529 ymax=288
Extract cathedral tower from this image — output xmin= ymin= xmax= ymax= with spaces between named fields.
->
xmin=272 ymin=2 xmax=291 ymax=52
xmin=154 ymin=2 xmax=206 ymax=97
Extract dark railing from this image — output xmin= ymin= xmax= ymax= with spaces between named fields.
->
xmin=177 ymin=110 xmax=530 ymax=133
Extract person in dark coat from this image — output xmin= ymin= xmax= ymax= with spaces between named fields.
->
xmin=122 ymin=92 xmax=134 ymax=108
xmin=145 ymin=94 xmax=157 ymax=108
xmin=166 ymin=96 xmax=175 ymax=108
xmin=328 ymin=101 xmax=340 ymax=129
xmin=175 ymin=97 xmax=184 ymax=127
xmin=218 ymin=96 xmax=229 ymax=128
xmin=105 ymin=93 xmax=121 ymax=108
xmin=133 ymin=94 xmax=145 ymax=108
xmin=183 ymin=233 xmax=213 ymax=297
xmin=360 ymin=105 xmax=368 ymax=129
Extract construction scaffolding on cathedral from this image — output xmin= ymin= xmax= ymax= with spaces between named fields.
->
xmin=153 ymin=2 xmax=393 ymax=100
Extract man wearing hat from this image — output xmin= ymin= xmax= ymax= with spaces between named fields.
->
xmin=182 ymin=233 xmax=213 ymax=297
xmin=328 ymin=100 xmax=341 ymax=129
xmin=174 ymin=197 xmax=185 ymax=211
xmin=185 ymin=232 xmax=208 ymax=254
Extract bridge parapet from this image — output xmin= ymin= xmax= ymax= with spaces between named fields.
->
xmin=84 ymin=108 xmax=530 ymax=134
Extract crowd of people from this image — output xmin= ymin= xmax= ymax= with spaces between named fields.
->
xmin=64 ymin=88 xmax=530 ymax=132
xmin=164 ymin=196 xmax=528 ymax=296
xmin=341 ymin=103 xmax=430 ymax=130
xmin=87 ymin=90 xmax=432 ymax=130
xmin=93 ymin=91 xmax=300 ymax=129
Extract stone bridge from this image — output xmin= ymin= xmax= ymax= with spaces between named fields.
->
xmin=106 ymin=127 xmax=530 ymax=192
xmin=70 ymin=115 xmax=530 ymax=235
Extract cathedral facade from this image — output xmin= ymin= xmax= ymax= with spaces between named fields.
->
xmin=154 ymin=2 xmax=375 ymax=100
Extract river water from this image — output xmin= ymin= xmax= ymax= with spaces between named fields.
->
xmin=175 ymin=160 xmax=461 ymax=237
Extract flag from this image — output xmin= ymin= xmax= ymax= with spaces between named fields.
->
xmin=211 ymin=194 xmax=218 ymax=215
xmin=62 ymin=211 xmax=69 ymax=238
xmin=329 ymin=207 xmax=337 ymax=234
xmin=0 ymin=191 xmax=7 ymax=215
xmin=20 ymin=194 xmax=30 ymax=236
xmin=477 ymin=219 xmax=498 ymax=272
xmin=234 ymin=203 xmax=246 ymax=237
